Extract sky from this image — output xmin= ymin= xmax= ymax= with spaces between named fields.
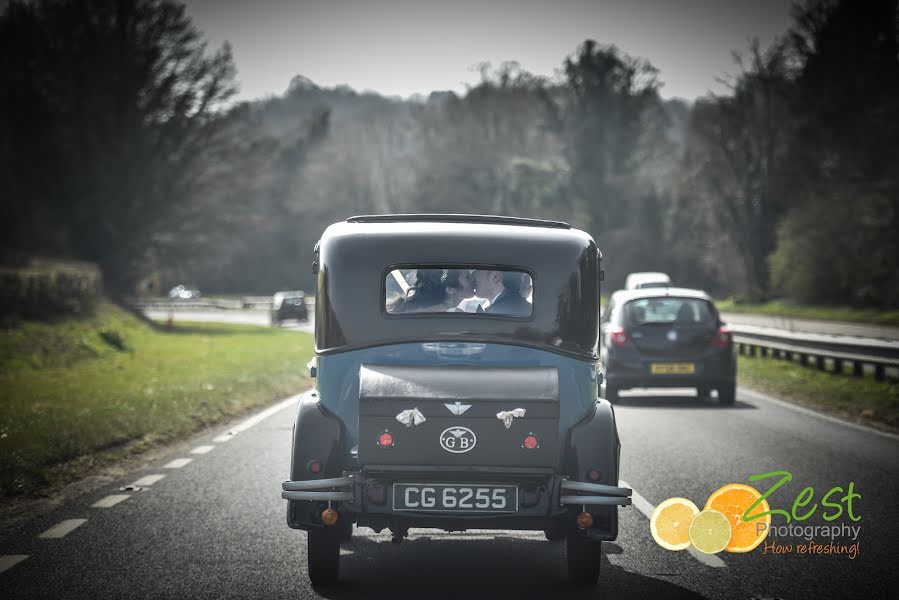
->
xmin=183 ymin=0 xmax=794 ymax=102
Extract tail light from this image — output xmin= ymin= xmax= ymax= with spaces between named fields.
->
xmin=377 ymin=431 xmax=395 ymax=448
xmin=522 ymin=434 xmax=539 ymax=450
xmin=609 ymin=326 xmax=629 ymax=348
xmin=709 ymin=325 xmax=731 ymax=349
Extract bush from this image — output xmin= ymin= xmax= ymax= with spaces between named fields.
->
xmin=0 ymin=259 xmax=102 ymax=320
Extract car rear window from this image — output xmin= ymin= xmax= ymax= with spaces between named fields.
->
xmin=624 ymin=297 xmax=716 ymax=325
xmin=385 ymin=267 xmax=533 ymax=317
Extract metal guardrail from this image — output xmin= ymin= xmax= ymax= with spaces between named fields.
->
xmin=729 ymin=324 xmax=899 ymax=381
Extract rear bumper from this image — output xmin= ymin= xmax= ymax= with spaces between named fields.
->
xmin=605 ymin=350 xmax=735 ymax=389
xmin=282 ymin=470 xmax=631 ymax=541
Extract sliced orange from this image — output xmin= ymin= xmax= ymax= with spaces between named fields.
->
xmin=650 ymin=497 xmax=700 ymax=551
xmin=704 ymin=483 xmax=771 ymax=553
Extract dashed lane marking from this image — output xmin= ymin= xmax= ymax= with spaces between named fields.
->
xmin=91 ymin=494 xmax=130 ymax=508
xmin=0 ymin=555 xmax=29 ymax=574
xmin=620 ymin=480 xmax=726 ymax=569
xmin=38 ymin=519 xmax=87 ymax=539
xmin=190 ymin=445 xmax=215 ymax=454
xmin=164 ymin=458 xmax=193 ymax=469
xmin=131 ymin=474 xmax=165 ymax=487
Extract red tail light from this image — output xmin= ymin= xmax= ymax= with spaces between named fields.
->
xmin=609 ymin=326 xmax=629 ymax=348
xmin=377 ymin=431 xmax=394 ymax=448
xmin=709 ymin=325 xmax=731 ymax=349
xmin=522 ymin=434 xmax=539 ymax=450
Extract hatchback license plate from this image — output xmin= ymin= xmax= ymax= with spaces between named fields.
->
xmin=651 ymin=362 xmax=696 ymax=374
xmin=393 ymin=484 xmax=518 ymax=513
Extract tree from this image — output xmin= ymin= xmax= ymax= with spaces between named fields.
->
xmin=680 ymin=41 xmax=794 ymax=299
xmin=0 ymin=0 xmax=238 ymax=291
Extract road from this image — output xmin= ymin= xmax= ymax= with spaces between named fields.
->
xmin=1 ymin=376 xmax=896 ymax=599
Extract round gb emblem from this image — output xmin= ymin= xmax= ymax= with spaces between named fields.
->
xmin=439 ymin=426 xmax=477 ymax=454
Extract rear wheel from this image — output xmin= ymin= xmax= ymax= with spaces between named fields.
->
xmin=307 ymin=526 xmax=340 ymax=586
xmin=718 ymin=382 xmax=736 ymax=406
xmin=338 ymin=518 xmax=353 ymax=543
xmin=567 ymin=534 xmax=602 ymax=585
xmin=544 ymin=522 xmax=566 ymax=541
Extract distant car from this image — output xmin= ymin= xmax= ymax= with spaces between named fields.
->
xmin=600 ymin=287 xmax=736 ymax=405
xmin=167 ymin=284 xmax=201 ymax=300
xmin=624 ymin=272 xmax=670 ymax=290
xmin=271 ymin=291 xmax=308 ymax=325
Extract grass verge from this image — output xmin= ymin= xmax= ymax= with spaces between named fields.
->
xmin=737 ymin=354 xmax=899 ymax=432
xmin=718 ymin=299 xmax=899 ymax=327
xmin=0 ymin=302 xmax=313 ymax=497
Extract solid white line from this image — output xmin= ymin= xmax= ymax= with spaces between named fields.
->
xmin=131 ymin=474 xmax=165 ymax=487
xmin=223 ymin=394 xmax=301 ymax=437
xmin=39 ymin=519 xmax=87 ymax=539
xmin=212 ymin=434 xmax=234 ymax=443
xmin=739 ymin=386 xmax=899 ymax=441
xmin=190 ymin=445 xmax=215 ymax=454
xmin=91 ymin=494 xmax=130 ymax=508
xmin=0 ymin=555 xmax=29 ymax=574
xmin=164 ymin=458 xmax=193 ymax=469
xmin=620 ymin=480 xmax=726 ymax=569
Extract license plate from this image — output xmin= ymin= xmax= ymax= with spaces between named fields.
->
xmin=651 ymin=362 xmax=696 ymax=374
xmin=392 ymin=484 xmax=518 ymax=513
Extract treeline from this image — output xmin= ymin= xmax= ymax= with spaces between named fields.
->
xmin=1 ymin=0 xmax=896 ymax=306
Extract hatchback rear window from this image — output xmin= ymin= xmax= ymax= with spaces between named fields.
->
xmin=624 ymin=297 xmax=715 ymax=325
xmin=385 ymin=267 xmax=533 ymax=317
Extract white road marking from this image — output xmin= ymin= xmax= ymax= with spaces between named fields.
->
xmin=131 ymin=474 xmax=166 ymax=487
xmin=164 ymin=458 xmax=193 ymax=469
xmin=39 ymin=519 xmax=87 ymax=539
xmin=190 ymin=445 xmax=215 ymax=454
xmin=620 ymin=480 xmax=726 ymax=569
xmin=222 ymin=394 xmax=301 ymax=437
xmin=738 ymin=386 xmax=899 ymax=441
xmin=91 ymin=494 xmax=130 ymax=508
xmin=0 ymin=555 xmax=29 ymax=574
xmin=212 ymin=434 xmax=233 ymax=443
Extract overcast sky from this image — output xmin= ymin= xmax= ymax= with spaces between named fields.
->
xmin=183 ymin=0 xmax=794 ymax=102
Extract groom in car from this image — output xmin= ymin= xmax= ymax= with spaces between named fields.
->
xmin=474 ymin=270 xmax=531 ymax=316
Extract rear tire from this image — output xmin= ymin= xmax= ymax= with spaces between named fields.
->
xmin=307 ymin=526 xmax=340 ymax=586
xmin=718 ymin=382 xmax=736 ymax=406
xmin=567 ymin=534 xmax=602 ymax=586
xmin=544 ymin=523 xmax=566 ymax=541
xmin=338 ymin=518 xmax=353 ymax=543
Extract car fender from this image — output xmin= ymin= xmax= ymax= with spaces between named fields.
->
xmin=289 ymin=390 xmax=348 ymax=482
xmin=565 ymin=399 xmax=620 ymax=488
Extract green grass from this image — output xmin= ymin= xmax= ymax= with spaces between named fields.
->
xmin=737 ymin=354 xmax=899 ymax=431
xmin=0 ymin=302 xmax=313 ymax=497
xmin=717 ymin=299 xmax=899 ymax=327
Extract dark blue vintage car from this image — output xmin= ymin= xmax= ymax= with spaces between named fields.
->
xmin=282 ymin=214 xmax=632 ymax=586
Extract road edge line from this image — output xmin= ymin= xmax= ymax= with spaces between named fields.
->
xmin=620 ymin=480 xmax=726 ymax=569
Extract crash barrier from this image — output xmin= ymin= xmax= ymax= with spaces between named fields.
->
xmin=128 ymin=298 xmax=240 ymax=311
xmin=730 ymin=324 xmax=899 ymax=382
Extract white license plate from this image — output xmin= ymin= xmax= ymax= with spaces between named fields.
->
xmin=392 ymin=484 xmax=518 ymax=513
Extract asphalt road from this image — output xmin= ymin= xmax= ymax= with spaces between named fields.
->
xmin=1 ymin=376 xmax=896 ymax=599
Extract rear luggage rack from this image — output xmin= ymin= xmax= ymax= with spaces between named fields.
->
xmin=559 ymin=479 xmax=632 ymax=507
xmin=346 ymin=214 xmax=571 ymax=229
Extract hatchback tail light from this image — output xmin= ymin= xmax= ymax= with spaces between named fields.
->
xmin=609 ymin=326 xmax=629 ymax=348
xmin=709 ymin=325 xmax=731 ymax=349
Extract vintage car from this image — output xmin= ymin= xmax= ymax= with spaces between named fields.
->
xmin=282 ymin=214 xmax=632 ymax=586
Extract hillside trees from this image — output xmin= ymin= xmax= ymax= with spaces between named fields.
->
xmin=0 ymin=0 xmax=239 ymax=291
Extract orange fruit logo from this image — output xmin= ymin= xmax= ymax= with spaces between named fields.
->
xmin=703 ymin=483 xmax=771 ymax=553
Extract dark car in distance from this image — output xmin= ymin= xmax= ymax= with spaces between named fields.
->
xmin=600 ymin=287 xmax=736 ymax=405
xmin=271 ymin=291 xmax=308 ymax=325
xmin=282 ymin=214 xmax=632 ymax=587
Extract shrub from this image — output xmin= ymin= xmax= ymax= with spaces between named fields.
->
xmin=0 ymin=259 xmax=102 ymax=320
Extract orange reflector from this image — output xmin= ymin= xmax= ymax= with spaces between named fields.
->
xmin=576 ymin=512 xmax=593 ymax=529
xmin=321 ymin=508 xmax=339 ymax=526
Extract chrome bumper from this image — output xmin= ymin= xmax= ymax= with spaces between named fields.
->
xmin=281 ymin=476 xmax=354 ymax=501
xmin=559 ymin=479 xmax=632 ymax=507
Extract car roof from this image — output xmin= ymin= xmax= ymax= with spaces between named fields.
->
xmin=346 ymin=214 xmax=571 ymax=229
xmin=610 ymin=287 xmax=714 ymax=303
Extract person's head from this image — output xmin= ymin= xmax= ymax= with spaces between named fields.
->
xmin=520 ymin=275 xmax=533 ymax=301
xmin=474 ymin=270 xmax=522 ymax=299
xmin=404 ymin=269 xmax=447 ymax=306
xmin=444 ymin=269 xmax=475 ymax=304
